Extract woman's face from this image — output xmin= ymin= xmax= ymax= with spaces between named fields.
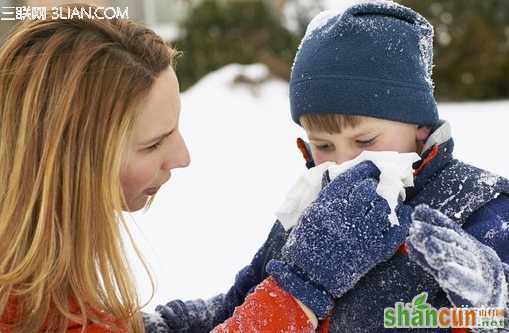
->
xmin=121 ymin=67 xmax=190 ymax=212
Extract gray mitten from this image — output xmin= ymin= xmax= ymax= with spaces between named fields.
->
xmin=407 ymin=204 xmax=508 ymax=309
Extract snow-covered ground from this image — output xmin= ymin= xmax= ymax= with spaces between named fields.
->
xmin=123 ymin=64 xmax=509 ymax=311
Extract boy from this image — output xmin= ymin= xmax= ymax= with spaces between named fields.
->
xmin=145 ymin=2 xmax=509 ymax=332
xmin=266 ymin=1 xmax=509 ymax=331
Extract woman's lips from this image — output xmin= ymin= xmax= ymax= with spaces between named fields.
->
xmin=143 ymin=186 xmax=160 ymax=196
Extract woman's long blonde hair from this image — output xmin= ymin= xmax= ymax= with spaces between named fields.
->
xmin=0 ymin=4 xmax=178 ymax=332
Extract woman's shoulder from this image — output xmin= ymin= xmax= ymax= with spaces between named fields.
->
xmin=1 ymin=296 xmax=128 ymax=333
xmin=67 ymin=323 xmax=124 ymax=333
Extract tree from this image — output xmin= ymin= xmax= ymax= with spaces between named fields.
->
xmin=398 ymin=0 xmax=509 ymax=100
xmin=174 ymin=0 xmax=300 ymax=91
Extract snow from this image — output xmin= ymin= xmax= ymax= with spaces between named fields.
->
xmin=409 ymin=218 xmax=508 ymax=307
xmin=276 ymin=151 xmax=419 ymax=230
xmin=285 ymin=0 xmax=394 ymax=43
xmin=303 ymin=10 xmax=339 ymax=41
xmin=418 ymin=27 xmax=435 ymax=89
xmin=122 ymin=63 xmax=509 ymax=311
xmin=323 ymin=0 xmax=393 ymax=13
xmin=281 ymin=0 xmax=362 ymax=34
xmin=142 ymin=311 xmax=167 ymax=332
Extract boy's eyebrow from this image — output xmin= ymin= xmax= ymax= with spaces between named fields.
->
xmin=308 ymin=135 xmax=329 ymax=141
xmin=308 ymin=134 xmax=329 ymax=141
xmin=140 ymin=130 xmax=174 ymax=145
xmin=348 ymin=124 xmax=379 ymax=137
xmin=352 ymin=129 xmax=377 ymax=138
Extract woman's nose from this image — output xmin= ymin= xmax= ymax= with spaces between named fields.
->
xmin=176 ymin=133 xmax=191 ymax=168
xmin=162 ymin=132 xmax=191 ymax=171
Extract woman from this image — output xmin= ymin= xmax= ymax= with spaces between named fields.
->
xmin=0 ymin=3 xmax=321 ymax=332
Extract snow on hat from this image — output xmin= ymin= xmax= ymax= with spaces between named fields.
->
xmin=290 ymin=0 xmax=439 ymax=126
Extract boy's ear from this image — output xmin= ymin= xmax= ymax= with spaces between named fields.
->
xmin=416 ymin=126 xmax=432 ymax=142
xmin=296 ymin=138 xmax=315 ymax=169
xmin=415 ymin=126 xmax=432 ymax=155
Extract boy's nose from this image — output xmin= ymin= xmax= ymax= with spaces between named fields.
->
xmin=334 ymin=150 xmax=360 ymax=165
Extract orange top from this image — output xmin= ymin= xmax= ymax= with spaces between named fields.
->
xmin=212 ymin=277 xmax=314 ymax=333
xmin=1 ymin=279 xmax=313 ymax=333
xmin=0 ymin=296 xmax=127 ymax=332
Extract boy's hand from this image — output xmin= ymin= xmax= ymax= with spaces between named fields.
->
xmin=407 ymin=204 xmax=508 ymax=308
xmin=266 ymin=161 xmax=412 ymax=318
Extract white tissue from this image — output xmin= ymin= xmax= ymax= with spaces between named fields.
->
xmin=276 ymin=151 xmax=421 ymax=230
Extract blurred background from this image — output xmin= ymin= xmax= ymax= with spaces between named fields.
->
xmin=1 ymin=0 xmax=508 ymax=100
xmin=1 ymin=0 xmax=507 ymax=311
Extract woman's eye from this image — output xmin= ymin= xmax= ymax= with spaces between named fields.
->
xmin=146 ymin=141 xmax=162 ymax=151
xmin=145 ymin=133 xmax=171 ymax=152
xmin=356 ymin=137 xmax=377 ymax=147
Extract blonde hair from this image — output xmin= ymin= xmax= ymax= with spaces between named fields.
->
xmin=0 ymin=4 xmax=178 ymax=332
xmin=300 ymin=113 xmax=364 ymax=134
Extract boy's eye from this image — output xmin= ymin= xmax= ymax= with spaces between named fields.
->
xmin=314 ymin=143 xmax=334 ymax=151
xmin=355 ymin=136 xmax=377 ymax=147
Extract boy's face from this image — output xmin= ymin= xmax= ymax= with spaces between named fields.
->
xmin=304 ymin=116 xmax=430 ymax=166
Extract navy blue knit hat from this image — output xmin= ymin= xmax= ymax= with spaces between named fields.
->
xmin=290 ymin=1 xmax=438 ymax=126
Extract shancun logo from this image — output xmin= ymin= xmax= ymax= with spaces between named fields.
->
xmin=384 ymin=292 xmax=505 ymax=329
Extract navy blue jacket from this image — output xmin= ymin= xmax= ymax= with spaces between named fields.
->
xmin=143 ymin=121 xmax=509 ymax=332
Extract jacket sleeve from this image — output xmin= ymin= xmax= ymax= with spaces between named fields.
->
xmin=463 ymin=195 xmax=509 ymax=332
xmin=211 ymin=277 xmax=315 ymax=333
xmin=143 ymin=221 xmax=289 ymax=333
xmin=462 ymin=194 xmax=509 ymax=265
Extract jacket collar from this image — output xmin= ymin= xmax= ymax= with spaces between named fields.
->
xmin=408 ymin=120 xmax=454 ymax=196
